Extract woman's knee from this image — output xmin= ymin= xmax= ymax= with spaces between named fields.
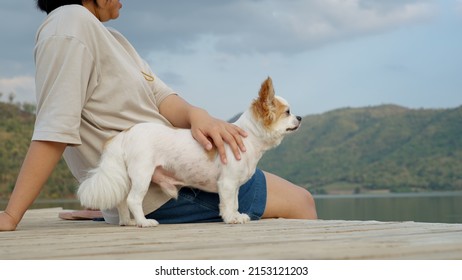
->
xmin=297 ymin=188 xmax=317 ymax=219
xmin=262 ymin=171 xmax=317 ymax=220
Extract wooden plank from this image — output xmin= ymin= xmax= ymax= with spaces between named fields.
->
xmin=0 ymin=208 xmax=461 ymax=259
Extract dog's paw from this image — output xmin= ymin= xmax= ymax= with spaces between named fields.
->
xmin=137 ymin=218 xmax=159 ymax=228
xmin=119 ymin=219 xmax=137 ymax=227
xmin=223 ymin=213 xmax=251 ymax=224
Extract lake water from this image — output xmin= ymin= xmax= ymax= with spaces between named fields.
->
xmin=1 ymin=191 xmax=461 ymax=224
xmin=315 ymin=191 xmax=462 ymax=224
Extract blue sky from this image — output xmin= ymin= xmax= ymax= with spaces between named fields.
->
xmin=1 ymin=0 xmax=461 ymax=120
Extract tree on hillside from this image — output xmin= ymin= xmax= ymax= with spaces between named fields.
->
xmin=8 ymin=92 xmax=15 ymax=104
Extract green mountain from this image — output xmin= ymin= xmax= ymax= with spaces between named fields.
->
xmin=258 ymin=104 xmax=462 ymax=194
xmin=1 ymin=101 xmax=461 ymax=199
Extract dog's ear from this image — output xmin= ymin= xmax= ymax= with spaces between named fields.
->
xmin=258 ymin=77 xmax=275 ymax=105
xmin=252 ymin=77 xmax=277 ymax=128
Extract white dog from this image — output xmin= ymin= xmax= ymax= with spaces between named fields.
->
xmin=77 ymin=77 xmax=301 ymax=227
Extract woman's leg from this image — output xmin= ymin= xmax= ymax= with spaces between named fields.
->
xmin=145 ymin=169 xmax=316 ymax=223
xmin=262 ymin=171 xmax=317 ymax=220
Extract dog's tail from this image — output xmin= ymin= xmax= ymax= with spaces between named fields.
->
xmin=77 ymin=133 xmax=130 ymax=210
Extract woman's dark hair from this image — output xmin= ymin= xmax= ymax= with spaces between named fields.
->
xmin=36 ymin=0 xmax=97 ymax=14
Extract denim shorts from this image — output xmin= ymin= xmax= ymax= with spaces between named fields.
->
xmin=145 ymin=169 xmax=267 ymax=224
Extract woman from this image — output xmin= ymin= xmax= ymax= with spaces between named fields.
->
xmin=0 ymin=0 xmax=316 ymax=231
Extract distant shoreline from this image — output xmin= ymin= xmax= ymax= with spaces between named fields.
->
xmin=2 ymin=190 xmax=462 ymax=209
xmin=314 ymin=190 xmax=462 ymax=199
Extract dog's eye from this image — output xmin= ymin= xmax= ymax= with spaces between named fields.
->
xmin=285 ymin=109 xmax=291 ymax=115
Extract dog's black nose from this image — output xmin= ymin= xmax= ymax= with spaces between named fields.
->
xmin=296 ymin=116 xmax=302 ymax=121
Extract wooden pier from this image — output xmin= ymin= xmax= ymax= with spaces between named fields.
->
xmin=1 ymin=208 xmax=462 ymax=259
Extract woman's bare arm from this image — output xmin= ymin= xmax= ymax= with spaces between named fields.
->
xmin=0 ymin=141 xmax=67 ymax=231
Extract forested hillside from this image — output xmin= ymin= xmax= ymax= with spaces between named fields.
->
xmin=258 ymin=104 xmax=462 ymax=194
xmin=1 ymin=101 xmax=461 ymax=199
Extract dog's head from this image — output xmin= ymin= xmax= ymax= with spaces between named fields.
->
xmin=250 ymin=77 xmax=301 ymax=144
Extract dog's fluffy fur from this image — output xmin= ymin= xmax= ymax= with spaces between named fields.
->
xmin=77 ymin=77 xmax=301 ymax=227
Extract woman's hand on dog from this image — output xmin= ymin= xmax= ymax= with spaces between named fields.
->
xmin=190 ymin=108 xmax=247 ymax=164
xmin=159 ymin=95 xmax=247 ymax=164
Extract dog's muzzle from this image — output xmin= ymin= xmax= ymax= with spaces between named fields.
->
xmin=286 ymin=116 xmax=302 ymax=131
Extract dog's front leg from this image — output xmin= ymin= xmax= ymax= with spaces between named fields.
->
xmin=217 ymin=179 xmax=250 ymax=224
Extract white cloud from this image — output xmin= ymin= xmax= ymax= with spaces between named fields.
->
xmin=0 ymin=76 xmax=35 ymax=104
xmin=114 ymin=0 xmax=436 ymax=55
xmin=216 ymin=0 xmax=436 ymax=53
